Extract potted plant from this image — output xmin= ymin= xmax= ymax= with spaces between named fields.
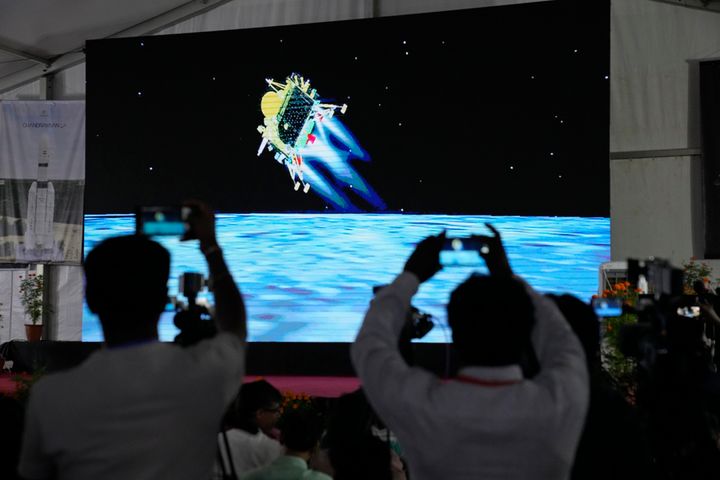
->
xmin=597 ymin=281 xmax=641 ymax=403
xmin=19 ymin=273 xmax=45 ymax=342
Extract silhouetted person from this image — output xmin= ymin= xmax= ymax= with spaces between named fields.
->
xmin=18 ymin=201 xmax=247 ymax=480
xmin=548 ymin=294 xmax=654 ymax=480
xmin=325 ymin=389 xmax=400 ymax=480
xmin=0 ymin=395 xmax=24 ymax=480
xmin=241 ymin=409 xmax=330 ymax=480
xmin=352 ymin=226 xmax=589 ymax=480
xmin=216 ymin=380 xmax=284 ymax=477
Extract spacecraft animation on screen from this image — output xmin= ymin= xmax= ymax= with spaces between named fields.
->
xmin=257 ymin=74 xmax=347 ymax=193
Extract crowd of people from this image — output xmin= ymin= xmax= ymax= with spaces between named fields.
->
xmin=1 ymin=201 xmax=714 ymax=479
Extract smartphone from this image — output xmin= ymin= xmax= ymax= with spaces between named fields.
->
xmin=591 ymin=297 xmax=623 ymax=317
xmin=677 ymin=306 xmax=701 ymax=318
xmin=136 ymin=206 xmax=190 ymax=236
xmin=440 ymin=237 xmax=488 ymax=267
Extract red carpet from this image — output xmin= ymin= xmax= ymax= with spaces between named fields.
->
xmin=0 ymin=373 xmax=29 ymax=397
xmin=245 ymin=375 xmax=361 ymax=398
xmin=0 ymin=372 xmax=359 ymax=399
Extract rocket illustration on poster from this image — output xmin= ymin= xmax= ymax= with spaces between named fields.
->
xmin=22 ymin=134 xmax=57 ymax=260
xmin=0 ymin=101 xmax=85 ymax=264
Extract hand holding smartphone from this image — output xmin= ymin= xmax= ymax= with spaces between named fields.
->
xmin=440 ymin=237 xmax=488 ymax=267
xmin=136 ymin=206 xmax=191 ymax=237
xmin=439 ymin=223 xmax=511 ymax=277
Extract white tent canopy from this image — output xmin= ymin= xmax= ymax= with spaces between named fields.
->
xmin=0 ymin=0 xmax=235 ymax=95
xmin=0 ymin=0 xmax=548 ymax=98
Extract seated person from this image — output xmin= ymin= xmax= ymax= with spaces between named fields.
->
xmin=241 ymin=409 xmax=330 ymax=480
xmin=324 ymin=389 xmax=404 ymax=480
xmin=0 ymin=394 xmax=24 ymax=480
xmin=216 ymin=380 xmax=284 ymax=477
xmin=18 ymin=201 xmax=247 ymax=480
xmin=351 ymin=226 xmax=589 ymax=480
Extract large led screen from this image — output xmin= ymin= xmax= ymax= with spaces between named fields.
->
xmin=84 ymin=1 xmax=610 ymax=342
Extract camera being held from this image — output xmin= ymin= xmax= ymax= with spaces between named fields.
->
xmin=372 ymin=284 xmax=434 ymax=340
xmin=617 ymin=257 xmax=720 ymax=478
xmin=173 ymin=272 xmax=218 ymax=347
xmin=135 ymin=205 xmax=219 ymax=346
xmin=618 ymin=257 xmax=701 ymax=370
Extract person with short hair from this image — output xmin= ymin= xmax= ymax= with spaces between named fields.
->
xmin=241 ymin=409 xmax=331 ymax=480
xmin=351 ymin=226 xmax=589 ymax=480
xmin=547 ymin=294 xmax=654 ymax=480
xmin=215 ymin=380 xmax=284 ymax=477
xmin=18 ymin=201 xmax=247 ymax=480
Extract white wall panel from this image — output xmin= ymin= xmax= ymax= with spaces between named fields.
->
xmin=54 ymin=64 xmax=86 ymax=100
xmin=0 ymin=80 xmax=42 ymax=100
xmin=611 ymin=0 xmax=720 ymax=152
xmin=610 ymin=155 xmax=702 ymax=265
xmin=49 ymin=266 xmax=83 ymax=340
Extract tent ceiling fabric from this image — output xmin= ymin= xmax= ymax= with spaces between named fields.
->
xmin=0 ymin=0 xmax=549 ymax=96
xmin=0 ymin=0 xmax=211 ymax=94
xmin=0 ymin=0 xmax=189 ymax=57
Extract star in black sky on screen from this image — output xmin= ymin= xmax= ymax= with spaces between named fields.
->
xmin=85 ymin=1 xmax=610 ymax=216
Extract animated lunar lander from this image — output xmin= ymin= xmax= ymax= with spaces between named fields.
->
xmin=257 ymin=74 xmax=347 ymax=193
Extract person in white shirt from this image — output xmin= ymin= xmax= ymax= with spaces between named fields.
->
xmin=351 ymin=225 xmax=589 ymax=480
xmin=216 ymin=380 xmax=284 ymax=477
xmin=18 ymin=201 xmax=247 ymax=480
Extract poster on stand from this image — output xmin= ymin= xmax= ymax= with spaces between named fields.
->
xmin=0 ymin=101 xmax=85 ymax=264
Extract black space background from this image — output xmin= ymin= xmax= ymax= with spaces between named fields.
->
xmin=85 ymin=0 xmax=609 ymax=216
xmin=701 ymin=60 xmax=720 ymax=258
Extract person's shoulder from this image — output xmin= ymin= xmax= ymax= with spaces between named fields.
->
xmin=180 ymin=333 xmax=245 ymax=395
xmin=225 ymin=427 xmax=257 ymax=444
xmin=187 ymin=331 xmax=245 ymax=355
xmin=304 ymin=470 xmax=332 ymax=480
xmin=180 ymin=332 xmax=245 ymax=369
xmin=239 ymin=465 xmax=267 ymax=480
xmin=29 ymin=363 xmax=86 ymax=395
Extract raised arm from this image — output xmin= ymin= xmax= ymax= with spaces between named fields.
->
xmin=351 ymin=233 xmax=445 ymax=425
xmin=185 ymin=200 xmax=247 ymax=341
xmin=476 ymin=223 xmax=587 ymax=413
